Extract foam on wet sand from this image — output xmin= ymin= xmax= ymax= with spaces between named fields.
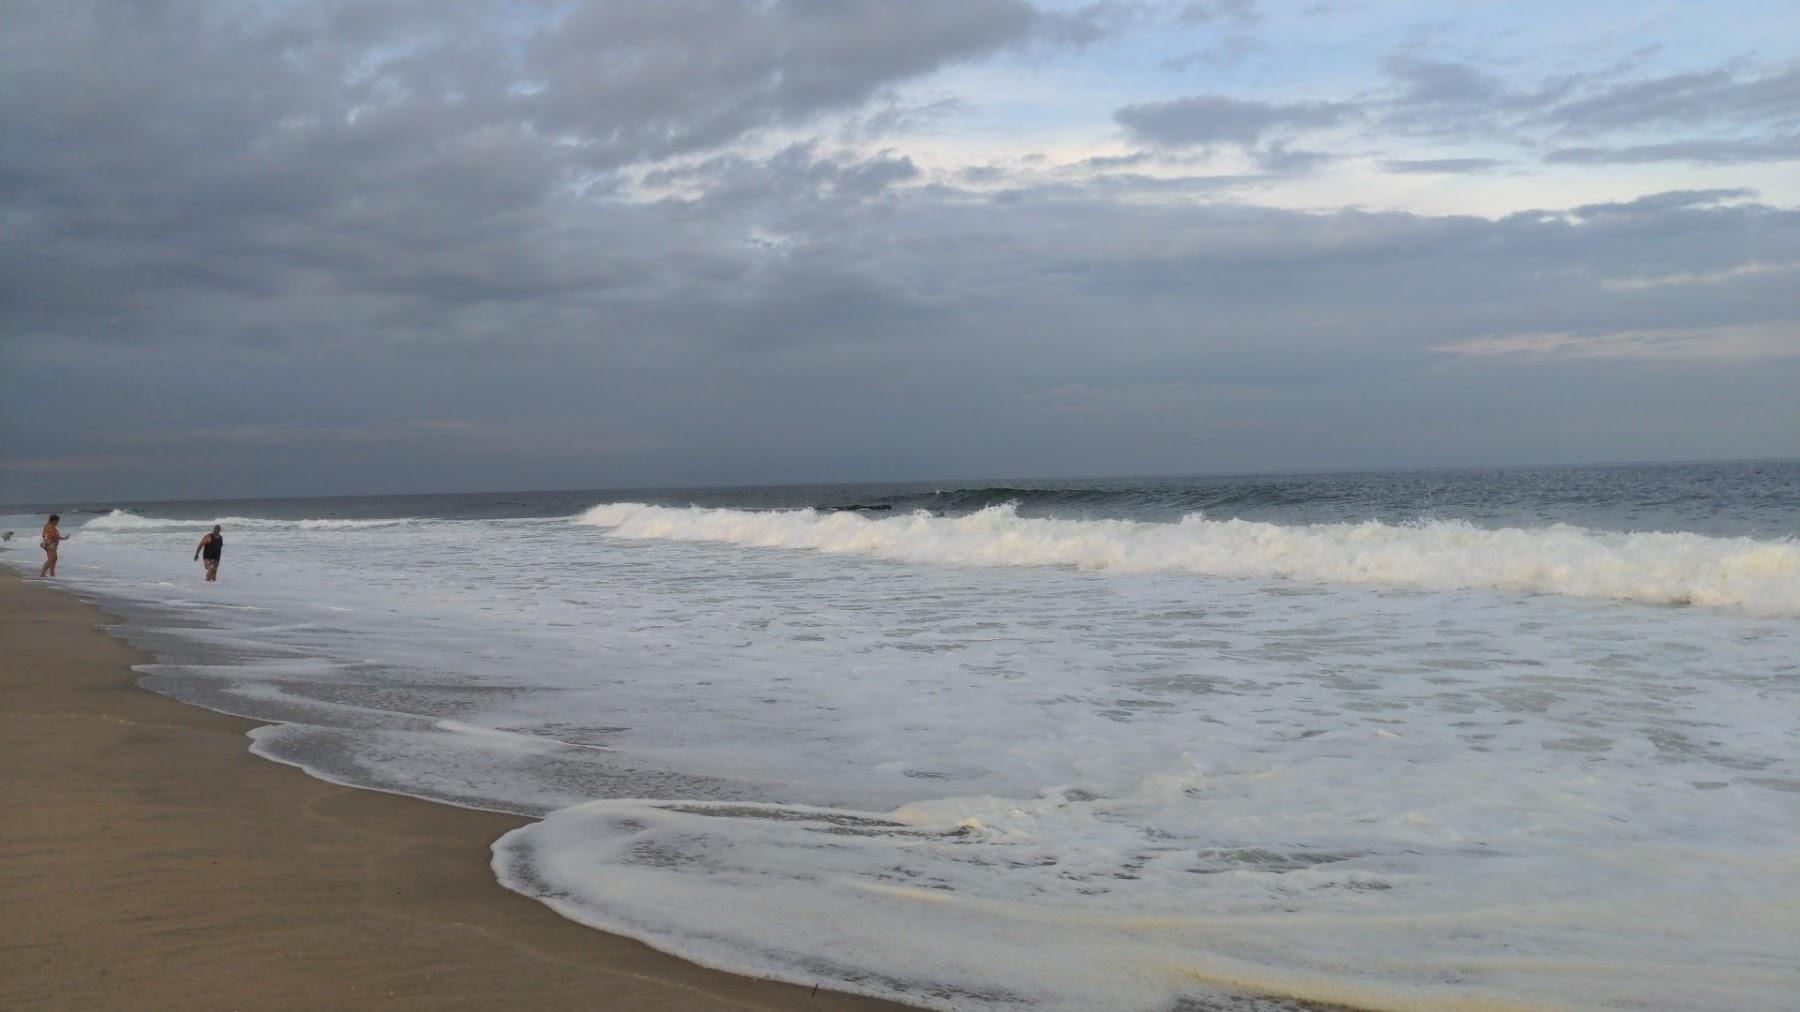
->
xmin=0 ymin=567 xmax=908 ymax=1011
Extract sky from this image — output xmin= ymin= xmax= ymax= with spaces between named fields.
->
xmin=2 ymin=0 xmax=1797 ymax=502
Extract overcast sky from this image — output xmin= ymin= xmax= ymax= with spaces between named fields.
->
xmin=3 ymin=0 xmax=1797 ymax=502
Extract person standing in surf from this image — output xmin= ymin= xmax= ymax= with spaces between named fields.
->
xmin=194 ymin=525 xmax=224 ymax=582
xmin=38 ymin=514 xmax=68 ymax=577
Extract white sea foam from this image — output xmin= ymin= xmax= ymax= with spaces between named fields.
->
xmin=82 ymin=509 xmax=410 ymax=531
xmin=579 ymin=502 xmax=1800 ymax=615
xmin=495 ymin=787 xmax=1800 ymax=1012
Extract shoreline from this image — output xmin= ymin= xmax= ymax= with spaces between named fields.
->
xmin=0 ymin=566 xmax=908 ymax=1010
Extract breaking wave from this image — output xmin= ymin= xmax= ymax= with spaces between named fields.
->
xmin=579 ymin=502 xmax=1800 ymax=615
xmin=80 ymin=509 xmax=412 ymax=531
xmin=862 ymin=482 xmax=1340 ymax=516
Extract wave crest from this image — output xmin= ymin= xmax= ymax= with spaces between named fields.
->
xmin=578 ymin=502 xmax=1800 ymax=615
xmin=82 ymin=509 xmax=409 ymax=531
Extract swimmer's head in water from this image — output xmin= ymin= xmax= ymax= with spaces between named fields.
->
xmin=48 ymin=514 xmax=60 ymax=523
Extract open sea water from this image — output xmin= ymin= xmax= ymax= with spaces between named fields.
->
xmin=5 ymin=461 xmax=1798 ymax=1011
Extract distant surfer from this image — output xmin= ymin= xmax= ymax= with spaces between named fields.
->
xmin=194 ymin=525 xmax=224 ymax=582
xmin=38 ymin=514 xmax=68 ymax=577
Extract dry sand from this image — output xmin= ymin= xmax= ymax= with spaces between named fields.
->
xmin=0 ymin=567 xmax=910 ymax=1010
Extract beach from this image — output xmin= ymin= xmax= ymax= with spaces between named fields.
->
xmin=2 ymin=466 xmax=1794 ymax=1011
xmin=0 ymin=566 xmax=906 ymax=1011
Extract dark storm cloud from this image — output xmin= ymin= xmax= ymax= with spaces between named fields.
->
xmin=1114 ymin=95 xmax=1352 ymax=146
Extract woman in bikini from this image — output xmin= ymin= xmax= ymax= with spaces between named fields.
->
xmin=39 ymin=514 xmax=69 ymax=577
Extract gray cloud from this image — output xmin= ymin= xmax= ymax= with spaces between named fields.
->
xmin=1380 ymin=158 xmax=1508 ymax=174
xmin=643 ymin=144 xmax=920 ymax=209
xmin=1546 ymin=137 xmax=1800 ymax=165
xmin=3 ymin=2 xmax=1797 ymax=502
xmin=0 ymin=0 xmax=1035 ymax=346
xmin=9 ymin=158 xmax=1796 ymax=499
xmin=1545 ymin=64 xmax=1800 ymax=134
xmin=1569 ymin=189 xmax=1757 ymax=218
xmin=1252 ymin=142 xmax=1332 ymax=173
xmin=1023 ymin=0 xmax=1262 ymax=43
xmin=1074 ymin=151 xmax=1156 ymax=170
xmin=1384 ymin=56 xmax=1507 ymax=107
xmin=842 ymin=97 xmax=972 ymax=142
xmin=1178 ymin=0 xmax=1258 ymax=24
xmin=1114 ymin=95 xmax=1351 ymax=146
xmin=1372 ymin=54 xmax=1800 ymax=166
xmin=522 ymin=0 xmax=1039 ymax=161
xmin=1028 ymin=1 xmax=1168 ymax=48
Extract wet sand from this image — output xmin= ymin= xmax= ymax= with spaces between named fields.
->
xmin=0 ymin=566 xmax=909 ymax=1010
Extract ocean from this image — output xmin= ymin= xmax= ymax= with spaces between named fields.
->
xmin=5 ymin=460 xmax=1797 ymax=1011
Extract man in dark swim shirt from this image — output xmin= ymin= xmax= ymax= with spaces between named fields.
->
xmin=194 ymin=525 xmax=223 ymax=582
